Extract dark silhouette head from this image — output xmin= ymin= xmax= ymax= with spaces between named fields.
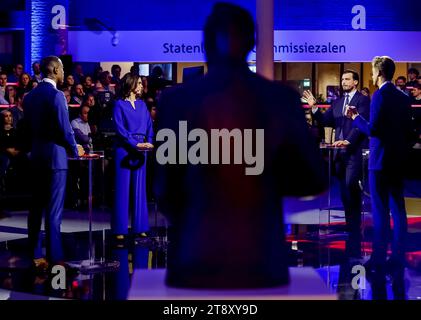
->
xmin=151 ymin=66 xmax=164 ymax=78
xmin=41 ymin=56 xmax=64 ymax=85
xmin=204 ymin=2 xmax=255 ymax=65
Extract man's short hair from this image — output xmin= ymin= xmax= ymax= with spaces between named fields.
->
xmin=79 ymin=104 xmax=90 ymax=114
xmin=372 ymin=56 xmax=395 ymax=81
xmin=396 ymin=76 xmax=406 ymax=82
xmin=204 ymin=2 xmax=255 ymax=61
xmin=408 ymin=68 xmax=420 ymax=77
xmin=41 ymin=56 xmax=60 ymax=77
xmin=111 ymin=64 xmax=121 ymax=74
xmin=343 ymin=69 xmax=359 ymax=83
xmin=413 ymin=82 xmax=421 ymax=90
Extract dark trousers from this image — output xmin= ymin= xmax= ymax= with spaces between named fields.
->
xmin=336 ymin=155 xmax=363 ymax=256
xmin=28 ymin=169 xmax=67 ymax=263
xmin=0 ymin=153 xmax=9 ymax=178
xmin=369 ymin=170 xmax=407 ymax=267
xmin=0 ymin=154 xmax=9 ymax=195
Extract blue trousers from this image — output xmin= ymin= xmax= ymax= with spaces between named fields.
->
xmin=369 ymin=170 xmax=407 ymax=266
xmin=28 ymin=169 xmax=67 ymax=263
xmin=112 ymin=147 xmax=149 ymax=235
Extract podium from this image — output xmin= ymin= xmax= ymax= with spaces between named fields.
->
xmin=128 ymin=268 xmax=336 ymax=300
xmin=319 ymin=143 xmax=346 ymax=230
xmin=361 ymin=148 xmax=370 ymax=256
xmin=67 ymin=153 xmax=119 ymax=273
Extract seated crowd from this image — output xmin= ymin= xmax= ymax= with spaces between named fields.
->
xmin=0 ymin=62 xmax=167 ymax=210
xmin=0 ymin=61 xmax=420 ymax=209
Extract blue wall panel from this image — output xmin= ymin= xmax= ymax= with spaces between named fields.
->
xmin=25 ymin=0 xmax=69 ymax=71
xmin=68 ymin=0 xmax=421 ymax=31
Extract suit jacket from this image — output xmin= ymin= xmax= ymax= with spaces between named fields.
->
xmin=314 ymin=91 xmax=370 ymax=158
xmin=155 ymin=60 xmax=327 ymax=288
xmin=22 ymin=81 xmax=78 ymax=170
xmin=353 ymin=82 xmax=414 ymax=174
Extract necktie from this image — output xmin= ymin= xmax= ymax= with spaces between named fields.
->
xmin=343 ymin=93 xmax=350 ymax=115
xmin=338 ymin=94 xmax=350 ymax=142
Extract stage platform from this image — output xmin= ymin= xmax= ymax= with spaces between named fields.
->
xmin=128 ymin=268 xmax=336 ymax=300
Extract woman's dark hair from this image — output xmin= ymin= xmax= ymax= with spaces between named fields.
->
xmin=4 ymin=85 xmax=16 ymax=103
xmin=361 ymin=87 xmax=370 ymax=95
xmin=120 ymin=73 xmax=140 ymax=99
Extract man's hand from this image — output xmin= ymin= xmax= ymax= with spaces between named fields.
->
xmin=77 ymin=144 xmax=85 ymax=157
xmin=6 ymin=148 xmax=19 ymax=157
xmin=303 ymin=90 xmax=317 ymax=107
xmin=136 ymin=142 xmax=154 ymax=150
xmin=345 ymin=105 xmax=359 ymax=120
xmin=332 ymin=140 xmax=350 ymax=147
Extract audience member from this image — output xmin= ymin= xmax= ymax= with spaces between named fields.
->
xmin=406 ymin=67 xmax=419 ymax=88
xmin=71 ymin=105 xmax=92 ymax=153
xmin=8 ymin=64 xmax=23 ymax=83
xmin=395 ymin=76 xmax=407 ymax=93
xmin=32 ymin=62 xmax=42 ymax=83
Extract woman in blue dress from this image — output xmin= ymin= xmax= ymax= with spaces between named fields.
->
xmin=112 ymin=73 xmax=154 ymax=241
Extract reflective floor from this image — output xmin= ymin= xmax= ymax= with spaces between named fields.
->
xmin=0 ymin=179 xmax=421 ymax=300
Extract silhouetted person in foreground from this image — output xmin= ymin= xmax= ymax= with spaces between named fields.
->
xmin=155 ymin=3 xmax=327 ymax=288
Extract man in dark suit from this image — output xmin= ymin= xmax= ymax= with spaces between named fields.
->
xmin=155 ymin=3 xmax=327 ymax=288
xmin=347 ymin=56 xmax=414 ymax=281
xmin=303 ymin=70 xmax=370 ymax=258
xmin=22 ymin=56 xmax=79 ymax=268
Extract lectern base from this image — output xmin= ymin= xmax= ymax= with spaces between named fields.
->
xmin=67 ymin=259 xmax=120 ymax=274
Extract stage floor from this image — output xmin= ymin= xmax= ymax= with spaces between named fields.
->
xmin=1 ymin=179 xmax=421 ymax=300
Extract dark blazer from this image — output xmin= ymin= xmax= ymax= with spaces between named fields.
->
xmin=155 ymin=61 xmax=327 ymax=288
xmin=353 ymin=82 xmax=414 ymax=173
xmin=314 ymin=90 xmax=370 ymax=157
xmin=22 ymin=81 xmax=78 ymax=169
